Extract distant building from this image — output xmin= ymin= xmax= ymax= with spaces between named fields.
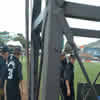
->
xmin=83 ymin=47 xmax=100 ymax=58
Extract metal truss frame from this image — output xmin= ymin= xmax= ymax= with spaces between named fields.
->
xmin=26 ymin=0 xmax=100 ymax=100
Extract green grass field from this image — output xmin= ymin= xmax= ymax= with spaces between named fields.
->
xmin=74 ymin=61 xmax=100 ymax=99
xmin=21 ymin=57 xmax=100 ymax=99
xmin=21 ymin=56 xmax=27 ymax=80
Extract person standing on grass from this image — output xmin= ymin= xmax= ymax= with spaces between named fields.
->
xmin=60 ymin=54 xmax=76 ymax=100
xmin=6 ymin=47 xmax=23 ymax=100
xmin=0 ymin=46 xmax=9 ymax=100
xmin=60 ymin=52 xmax=68 ymax=100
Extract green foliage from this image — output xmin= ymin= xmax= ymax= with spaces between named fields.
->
xmin=0 ymin=31 xmax=9 ymax=45
xmin=13 ymin=33 xmax=26 ymax=48
xmin=0 ymin=31 xmax=9 ymax=35
xmin=0 ymin=38 xmax=4 ymax=45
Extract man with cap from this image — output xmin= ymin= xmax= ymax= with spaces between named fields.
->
xmin=0 ymin=46 xmax=9 ymax=100
xmin=60 ymin=54 xmax=76 ymax=100
xmin=6 ymin=47 xmax=23 ymax=100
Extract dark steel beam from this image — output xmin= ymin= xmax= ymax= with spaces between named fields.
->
xmin=32 ymin=0 xmax=41 ymax=24
xmin=33 ymin=2 xmax=100 ymax=30
xmin=25 ymin=0 xmax=29 ymax=97
xmin=71 ymin=28 xmax=100 ymax=38
xmin=41 ymin=1 xmax=63 ymax=100
xmin=33 ymin=12 xmax=43 ymax=29
xmin=30 ymin=0 xmax=41 ymax=100
xmin=34 ymin=16 xmax=100 ymax=38
xmin=56 ymin=10 xmax=98 ymax=99
xmin=64 ymin=1 xmax=100 ymax=21
xmin=33 ymin=9 xmax=47 ymax=30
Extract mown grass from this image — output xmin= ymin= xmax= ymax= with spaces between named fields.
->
xmin=21 ymin=57 xmax=100 ymax=99
xmin=20 ymin=56 xmax=27 ymax=80
xmin=74 ymin=61 xmax=100 ymax=99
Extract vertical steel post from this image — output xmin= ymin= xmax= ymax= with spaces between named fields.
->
xmin=40 ymin=0 xmax=64 ymax=100
xmin=25 ymin=0 xmax=30 ymax=90
xmin=30 ymin=0 xmax=41 ymax=100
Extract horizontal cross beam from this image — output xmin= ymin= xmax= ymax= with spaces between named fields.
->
xmin=33 ymin=2 xmax=100 ymax=30
xmin=64 ymin=1 xmax=100 ymax=21
xmin=71 ymin=28 xmax=100 ymax=38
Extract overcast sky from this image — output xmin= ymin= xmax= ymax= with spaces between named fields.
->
xmin=0 ymin=0 xmax=100 ymax=46
xmin=0 ymin=0 xmax=25 ymax=34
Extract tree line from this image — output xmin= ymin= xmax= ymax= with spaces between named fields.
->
xmin=0 ymin=31 xmax=27 ymax=49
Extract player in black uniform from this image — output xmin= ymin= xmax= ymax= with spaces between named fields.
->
xmin=0 ymin=46 xmax=9 ymax=100
xmin=60 ymin=53 xmax=68 ymax=100
xmin=6 ymin=47 xmax=23 ymax=100
xmin=60 ymin=54 xmax=76 ymax=100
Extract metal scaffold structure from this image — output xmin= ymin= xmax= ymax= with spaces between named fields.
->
xmin=25 ymin=0 xmax=100 ymax=100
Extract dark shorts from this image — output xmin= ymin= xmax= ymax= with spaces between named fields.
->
xmin=0 ymin=96 xmax=4 ymax=100
xmin=60 ymin=80 xmax=75 ymax=100
xmin=6 ymin=88 xmax=21 ymax=100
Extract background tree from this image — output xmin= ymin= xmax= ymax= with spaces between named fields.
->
xmin=13 ymin=33 xmax=26 ymax=48
xmin=0 ymin=38 xmax=4 ymax=45
xmin=0 ymin=31 xmax=9 ymax=45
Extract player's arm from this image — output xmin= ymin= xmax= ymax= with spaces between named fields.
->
xmin=4 ymin=80 xmax=7 ymax=97
xmin=19 ymin=80 xmax=24 ymax=97
xmin=18 ymin=63 xmax=24 ymax=97
xmin=65 ymin=80 xmax=71 ymax=96
xmin=19 ymin=80 xmax=28 ymax=100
